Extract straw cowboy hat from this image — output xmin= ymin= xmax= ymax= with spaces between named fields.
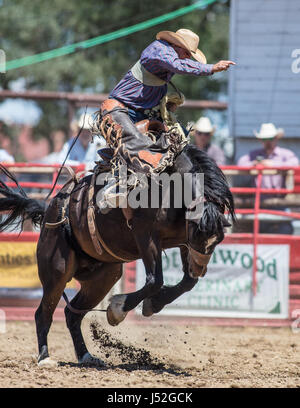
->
xmin=194 ymin=117 xmax=215 ymax=133
xmin=156 ymin=28 xmax=207 ymax=63
xmin=254 ymin=123 xmax=284 ymax=139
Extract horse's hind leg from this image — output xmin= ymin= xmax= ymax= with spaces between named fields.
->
xmin=35 ymin=231 xmax=76 ymax=366
xmin=65 ymin=262 xmax=122 ymax=365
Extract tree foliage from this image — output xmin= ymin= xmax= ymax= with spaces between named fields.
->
xmin=0 ymin=0 xmax=230 ymax=138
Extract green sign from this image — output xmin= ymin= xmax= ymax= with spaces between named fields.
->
xmin=136 ymin=244 xmax=289 ymax=318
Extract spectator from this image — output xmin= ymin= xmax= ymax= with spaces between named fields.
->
xmin=237 ymin=123 xmax=299 ymax=234
xmin=18 ymin=124 xmax=50 ymax=162
xmin=0 ymin=127 xmax=14 ymax=203
xmin=61 ymin=113 xmax=106 ymax=170
xmin=0 ymin=146 xmax=14 ymax=227
xmin=237 ymin=123 xmax=299 ymax=188
xmin=192 ymin=117 xmax=225 ymax=165
xmin=42 ymin=113 xmax=106 ymax=170
xmin=0 ymin=147 xmax=14 ymax=163
xmin=0 ymin=120 xmax=15 ymax=163
xmin=41 ymin=129 xmax=66 ymax=164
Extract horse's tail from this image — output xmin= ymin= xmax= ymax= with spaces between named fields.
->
xmin=0 ymin=164 xmax=47 ymax=232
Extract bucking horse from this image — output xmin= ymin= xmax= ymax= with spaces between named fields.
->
xmin=0 ymin=136 xmax=235 ymax=366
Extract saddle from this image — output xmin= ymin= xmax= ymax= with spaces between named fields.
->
xmin=44 ymin=166 xmax=132 ymax=263
xmin=135 ymin=118 xmax=168 ymax=135
xmin=96 ymin=97 xmax=187 ymax=176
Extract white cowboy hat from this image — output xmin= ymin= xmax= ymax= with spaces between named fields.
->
xmin=70 ymin=113 xmax=93 ymax=134
xmin=254 ymin=123 xmax=283 ymax=139
xmin=194 ymin=117 xmax=215 ymax=133
xmin=156 ymin=28 xmax=207 ymax=63
xmin=78 ymin=113 xmax=93 ymax=130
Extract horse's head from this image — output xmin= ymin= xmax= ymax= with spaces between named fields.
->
xmin=177 ymin=145 xmax=235 ymax=279
xmin=185 ymin=201 xmax=231 ymax=278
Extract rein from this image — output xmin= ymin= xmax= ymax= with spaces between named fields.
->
xmin=62 ymin=292 xmax=107 ymax=314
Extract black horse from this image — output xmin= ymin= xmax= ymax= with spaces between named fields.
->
xmin=0 ymin=144 xmax=234 ymax=366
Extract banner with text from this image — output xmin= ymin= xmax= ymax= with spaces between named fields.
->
xmin=0 ymin=242 xmax=77 ymax=289
xmin=136 ymin=244 xmax=289 ymax=319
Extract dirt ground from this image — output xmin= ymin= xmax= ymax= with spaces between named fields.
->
xmin=0 ymin=315 xmax=299 ymax=388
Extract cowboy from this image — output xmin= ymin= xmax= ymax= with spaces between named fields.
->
xmin=98 ymin=28 xmax=235 ymax=211
xmin=237 ymin=123 xmax=299 ymax=234
xmin=193 ymin=116 xmax=225 ymax=165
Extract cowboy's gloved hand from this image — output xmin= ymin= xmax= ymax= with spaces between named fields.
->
xmin=212 ymin=60 xmax=236 ymax=73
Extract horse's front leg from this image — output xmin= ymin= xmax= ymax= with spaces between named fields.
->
xmin=142 ymin=246 xmax=198 ymax=316
xmin=107 ymin=231 xmax=163 ymax=326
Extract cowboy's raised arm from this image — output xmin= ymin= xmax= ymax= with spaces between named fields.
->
xmin=152 ymin=42 xmax=214 ymax=76
xmin=149 ymin=41 xmax=235 ymax=76
xmin=160 ymin=55 xmax=236 ymax=76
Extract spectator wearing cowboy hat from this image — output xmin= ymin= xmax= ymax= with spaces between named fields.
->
xmin=193 ymin=116 xmax=225 ymax=165
xmin=237 ymin=123 xmax=299 ymax=183
xmin=237 ymin=123 xmax=299 ymax=234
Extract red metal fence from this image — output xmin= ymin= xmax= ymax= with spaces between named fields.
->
xmin=223 ymin=165 xmax=300 ymax=298
xmin=1 ymin=162 xmax=85 ymax=197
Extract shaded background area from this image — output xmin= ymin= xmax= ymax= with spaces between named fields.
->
xmin=0 ymin=0 xmax=231 ymax=161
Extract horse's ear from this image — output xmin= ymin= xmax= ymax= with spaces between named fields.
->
xmin=220 ymin=214 xmax=231 ymax=228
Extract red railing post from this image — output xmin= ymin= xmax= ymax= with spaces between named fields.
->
xmin=252 ymin=169 xmax=263 ymax=297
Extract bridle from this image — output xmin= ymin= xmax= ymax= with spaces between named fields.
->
xmin=183 ymin=196 xmax=212 ymax=278
xmin=181 ymin=235 xmax=212 ymax=278
xmin=187 ymin=244 xmax=212 ymax=277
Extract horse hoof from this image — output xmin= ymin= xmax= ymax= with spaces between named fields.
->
xmin=38 ymin=357 xmax=58 ymax=368
xmin=78 ymin=352 xmax=105 ymax=367
xmin=107 ymin=294 xmax=128 ymax=326
xmin=142 ymin=298 xmax=154 ymax=317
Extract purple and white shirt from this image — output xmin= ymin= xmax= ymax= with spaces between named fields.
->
xmin=237 ymin=146 xmax=299 ymax=189
xmin=110 ymin=40 xmax=214 ymax=110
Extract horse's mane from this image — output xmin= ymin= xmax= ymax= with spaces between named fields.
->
xmin=184 ymin=144 xmax=235 ymax=222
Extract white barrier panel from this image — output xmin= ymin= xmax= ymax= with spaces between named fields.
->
xmin=0 ymin=309 xmax=6 ymax=334
xmin=136 ymin=244 xmax=289 ymax=319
